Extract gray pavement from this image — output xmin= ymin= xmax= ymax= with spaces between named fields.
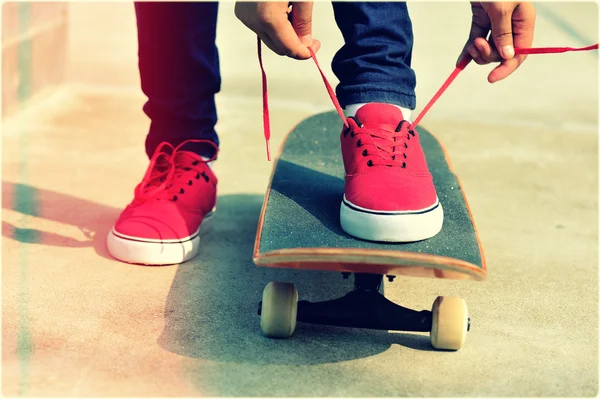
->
xmin=2 ymin=1 xmax=598 ymax=396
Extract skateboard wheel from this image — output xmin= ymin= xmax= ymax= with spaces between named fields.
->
xmin=260 ymin=282 xmax=298 ymax=338
xmin=430 ymin=296 xmax=469 ymax=350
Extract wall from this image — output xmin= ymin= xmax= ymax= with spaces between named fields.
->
xmin=2 ymin=1 xmax=68 ymax=117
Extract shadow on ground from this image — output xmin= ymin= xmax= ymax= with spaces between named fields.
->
xmin=157 ymin=194 xmax=435 ymax=366
xmin=2 ymin=181 xmax=119 ymax=261
xmin=1 ymin=182 xmax=434 ymax=368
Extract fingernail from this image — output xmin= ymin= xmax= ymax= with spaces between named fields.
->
xmin=300 ymin=35 xmax=313 ymax=47
xmin=503 ymin=45 xmax=515 ymax=58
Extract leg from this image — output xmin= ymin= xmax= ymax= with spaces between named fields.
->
xmin=135 ymin=1 xmax=221 ymax=158
xmin=331 ymin=2 xmax=443 ymax=243
xmin=331 ymin=1 xmax=416 ymax=113
xmin=107 ymin=2 xmax=220 ymax=265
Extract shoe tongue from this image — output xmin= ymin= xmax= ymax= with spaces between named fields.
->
xmin=174 ymin=151 xmax=205 ymax=166
xmin=354 ymin=103 xmax=404 ymax=128
xmin=141 ymin=151 xmax=207 ymax=198
xmin=148 ymin=155 xmax=171 ymax=178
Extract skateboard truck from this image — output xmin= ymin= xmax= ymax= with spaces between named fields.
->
xmin=258 ymin=273 xmax=471 ymax=350
xmin=296 ymin=273 xmax=433 ymax=332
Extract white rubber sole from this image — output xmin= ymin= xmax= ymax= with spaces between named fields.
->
xmin=340 ymin=196 xmax=443 ymax=242
xmin=106 ymin=212 xmax=214 ymax=265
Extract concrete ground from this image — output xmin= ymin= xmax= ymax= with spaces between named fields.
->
xmin=2 ymin=1 xmax=598 ymax=396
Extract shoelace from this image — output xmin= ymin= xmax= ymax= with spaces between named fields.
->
xmin=135 ymin=139 xmax=217 ymax=202
xmin=257 ymin=37 xmax=598 ymax=161
xmin=344 ymin=118 xmax=415 ymax=168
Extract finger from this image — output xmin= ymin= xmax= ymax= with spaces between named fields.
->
xmin=487 ymin=5 xmax=516 ymax=59
xmin=474 ymin=37 xmax=501 ymax=63
xmin=488 ymin=57 xmax=520 ymax=83
xmin=457 ymin=27 xmax=489 ymax=66
xmin=264 ymin=16 xmax=312 ymax=59
xmin=457 ymin=9 xmax=490 ymax=66
xmin=513 ymin=2 xmax=536 ymax=47
xmin=511 ymin=3 xmax=536 ymax=65
xmin=259 ymin=30 xmax=288 ymax=56
xmin=468 ymin=45 xmax=487 ymax=65
xmin=489 ymin=3 xmax=536 ymax=82
xmin=290 ymin=2 xmax=314 ymax=46
xmin=236 ymin=2 xmax=312 ymax=60
xmin=456 ymin=48 xmax=470 ymax=66
xmin=309 ymin=39 xmax=322 ymax=54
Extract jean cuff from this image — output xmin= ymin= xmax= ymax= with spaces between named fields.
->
xmin=336 ymin=88 xmax=416 ymax=110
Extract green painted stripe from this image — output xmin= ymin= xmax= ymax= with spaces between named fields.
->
xmin=13 ymin=184 xmax=40 ymax=239
xmin=17 ymin=38 xmax=33 ymax=102
xmin=17 ymin=2 xmax=32 ymax=101
xmin=16 ymin=1 xmax=34 ymax=396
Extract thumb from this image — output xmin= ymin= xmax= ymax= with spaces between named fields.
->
xmin=290 ymin=2 xmax=314 ymax=46
xmin=488 ymin=8 xmax=515 ymax=59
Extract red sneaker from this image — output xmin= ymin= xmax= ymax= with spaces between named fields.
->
xmin=339 ymin=103 xmax=443 ymax=242
xmin=107 ymin=140 xmax=218 ymax=265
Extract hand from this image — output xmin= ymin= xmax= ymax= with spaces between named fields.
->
xmin=234 ymin=1 xmax=321 ymax=60
xmin=458 ymin=2 xmax=536 ymax=83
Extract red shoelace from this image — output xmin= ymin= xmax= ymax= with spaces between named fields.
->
xmin=257 ymin=38 xmax=598 ymax=161
xmin=136 ymin=139 xmax=217 ymax=201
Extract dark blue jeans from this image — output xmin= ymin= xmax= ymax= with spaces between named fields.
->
xmin=135 ymin=1 xmax=416 ymax=158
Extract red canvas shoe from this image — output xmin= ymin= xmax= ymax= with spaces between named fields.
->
xmin=339 ymin=103 xmax=443 ymax=242
xmin=107 ymin=139 xmax=218 ymax=265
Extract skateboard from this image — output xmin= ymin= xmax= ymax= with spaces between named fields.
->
xmin=253 ymin=111 xmax=486 ymax=351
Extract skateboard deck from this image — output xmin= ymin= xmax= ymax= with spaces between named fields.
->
xmin=254 ymin=111 xmax=486 ymax=281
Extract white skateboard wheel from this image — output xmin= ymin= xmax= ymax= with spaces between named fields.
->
xmin=260 ymin=282 xmax=298 ymax=338
xmin=430 ymin=296 xmax=469 ymax=350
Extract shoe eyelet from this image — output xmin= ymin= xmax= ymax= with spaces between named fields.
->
xmin=362 ymin=149 xmax=368 ymax=156
xmin=350 ymin=132 xmax=356 ymax=138
xmin=173 ymin=195 xmax=178 ymax=201
xmin=348 ymin=116 xmax=363 ymax=128
xmin=195 ymin=173 xmax=200 ymax=180
xmin=402 ymin=162 xmax=407 ymax=168
xmin=404 ymin=153 xmax=407 ymax=159
xmin=367 ymin=160 xmax=373 ymax=167
xmin=192 ymin=160 xmax=199 ymax=166
xmin=342 ymin=126 xmax=351 ymax=137
xmin=395 ymin=120 xmax=407 ymax=132
xmin=188 ymin=180 xmax=193 ymax=186
xmin=356 ymin=139 xmax=362 ymax=147
xmin=404 ymin=143 xmax=408 ymax=149
xmin=180 ymin=188 xmax=185 ymax=194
